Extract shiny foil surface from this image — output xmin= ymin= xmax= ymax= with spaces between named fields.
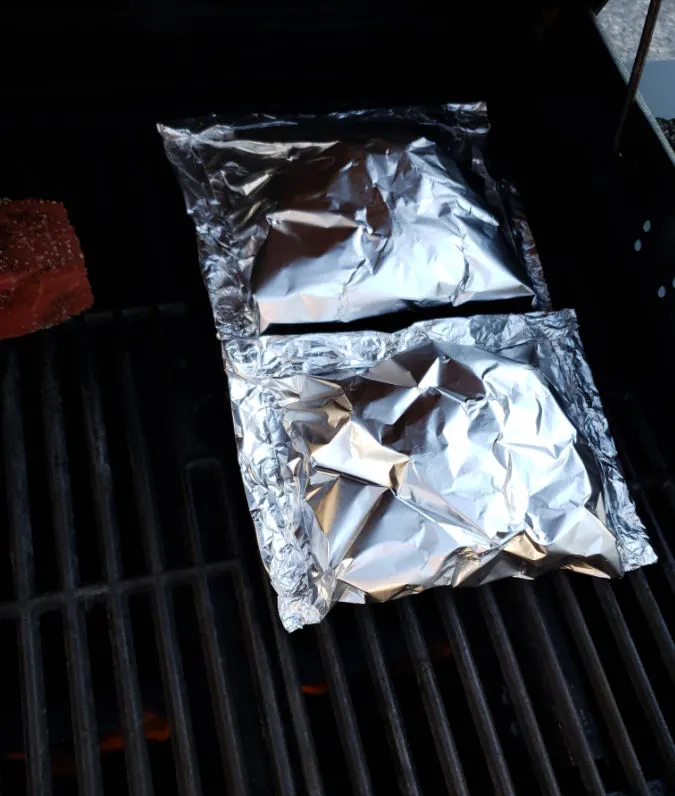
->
xmin=226 ymin=310 xmax=655 ymax=631
xmin=159 ymin=104 xmax=549 ymax=337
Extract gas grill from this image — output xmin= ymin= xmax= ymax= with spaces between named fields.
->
xmin=0 ymin=1 xmax=674 ymax=793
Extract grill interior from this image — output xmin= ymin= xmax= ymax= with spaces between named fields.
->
xmin=1 ymin=305 xmax=674 ymax=796
xmin=1 ymin=2 xmax=675 ymax=794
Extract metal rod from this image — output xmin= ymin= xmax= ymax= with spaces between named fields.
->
xmin=477 ymin=587 xmax=562 ymax=796
xmin=41 ymin=336 xmax=104 ymax=796
xmin=516 ymin=583 xmax=606 ymax=795
xmin=3 ymin=345 xmax=35 ymax=602
xmin=2 ymin=346 xmax=52 ymax=796
xmin=357 ymin=608 xmax=422 ymax=796
xmin=78 ymin=325 xmax=154 ymax=796
xmin=613 ymin=0 xmax=663 ymax=154
xmin=17 ymin=612 xmax=51 ymax=796
xmin=554 ymin=574 xmax=650 ymax=796
xmin=398 ymin=600 xmax=470 ymax=796
xmin=234 ymin=571 xmax=297 ymax=796
xmin=116 ymin=321 xmax=203 ymax=796
xmin=317 ymin=620 xmax=375 ymax=796
xmin=208 ymin=463 xmax=296 ymax=796
xmin=0 ymin=560 xmax=240 ymax=618
xmin=265 ymin=583 xmax=326 ymax=796
xmin=436 ymin=592 xmax=516 ymax=796
xmin=183 ymin=467 xmax=251 ymax=796
xmin=594 ymin=580 xmax=675 ymax=784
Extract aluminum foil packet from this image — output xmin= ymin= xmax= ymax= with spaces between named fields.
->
xmin=159 ymin=104 xmax=549 ymax=338
xmin=225 ymin=310 xmax=655 ymax=631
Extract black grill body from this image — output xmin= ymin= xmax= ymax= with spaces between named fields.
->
xmin=0 ymin=3 xmax=674 ymax=794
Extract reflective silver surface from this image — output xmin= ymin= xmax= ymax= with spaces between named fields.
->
xmin=159 ymin=104 xmax=549 ymax=337
xmin=226 ymin=310 xmax=655 ymax=631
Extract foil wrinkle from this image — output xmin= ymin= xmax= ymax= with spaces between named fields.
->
xmin=159 ymin=104 xmax=550 ymax=337
xmin=225 ymin=310 xmax=655 ymax=631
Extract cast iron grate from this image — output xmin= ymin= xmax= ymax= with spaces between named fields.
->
xmin=0 ymin=304 xmax=673 ymax=796
xmin=0 ymin=0 xmax=673 ymax=790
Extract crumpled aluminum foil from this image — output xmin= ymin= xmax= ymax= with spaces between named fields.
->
xmin=159 ymin=104 xmax=549 ymax=338
xmin=225 ymin=309 xmax=656 ymax=631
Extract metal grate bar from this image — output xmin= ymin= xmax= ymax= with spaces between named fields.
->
xmin=516 ymin=583 xmax=606 ymax=796
xmin=183 ymin=464 xmax=250 ymax=796
xmin=210 ymin=474 xmax=295 ymax=796
xmin=554 ymin=574 xmax=650 ymax=796
xmin=117 ymin=328 xmax=203 ymax=796
xmin=236 ymin=607 xmax=296 ymax=796
xmin=265 ymin=585 xmax=326 ymax=796
xmin=593 ymin=580 xmax=675 ymax=783
xmin=107 ymin=599 xmax=154 ymax=794
xmin=17 ymin=612 xmax=51 ymax=796
xmin=628 ymin=570 xmax=675 ymax=686
xmin=477 ymin=587 xmax=561 ymax=796
xmin=3 ymin=346 xmax=35 ymax=602
xmin=317 ymin=620 xmax=374 ymax=796
xmin=612 ymin=0 xmax=663 ymax=154
xmin=77 ymin=325 xmax=123 ymax=585
xmin=78 ymin=326 xmax=154 ymax=796
xmin=41 ymin=336 xmax=104 ymax=796
xmin=2 ymin=346 xmax=52 ymax=796
xmin=0 ymin=561 xmax=240 ymax=618
xmin=356 ymin=608 xmax=422 ymax=796
xmin=398 ymin=600 xmax=470 ymax=796
xmin=435 ymin=592 xmax=516 ymax=796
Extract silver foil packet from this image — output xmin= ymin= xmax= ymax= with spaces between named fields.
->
xmin=225 ymin=310 xmax=655 ymax=631
xmin=159 ymin=104 xmax=549 ymax=338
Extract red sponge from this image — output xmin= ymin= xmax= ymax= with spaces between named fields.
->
xmin=0 ymin=199 xmax=93 ymax=339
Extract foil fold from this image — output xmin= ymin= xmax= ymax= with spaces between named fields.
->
xmin=225 ymin=310 xmax=655 ymax=631
xmin=159 ymin=104 xmax=549 ymax=338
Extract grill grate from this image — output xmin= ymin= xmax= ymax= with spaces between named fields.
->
xmin=0 ymin=0 xmax=673 ymax=791
xmin=0 ymin=305 xmax=673 ymax=795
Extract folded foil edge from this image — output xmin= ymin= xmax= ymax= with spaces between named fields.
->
xmin=226 ymin=310 xmax=656 ymax=632
xmin=159 ymin=103 xmax=550 ymax=339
